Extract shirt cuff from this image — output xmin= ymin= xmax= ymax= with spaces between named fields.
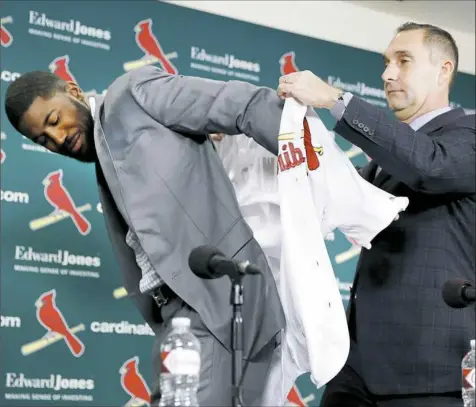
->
xmin=330 ymin=92 xmax=354 ymax=121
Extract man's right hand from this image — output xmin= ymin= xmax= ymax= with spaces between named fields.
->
xmin=210 ymin=133 xmax=225 ymax=142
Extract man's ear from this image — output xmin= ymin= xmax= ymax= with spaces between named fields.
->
xmin=438 ymin=59 xmax=454 ymax=87
xmin=65 ymin=81 xmax=85 ymax=102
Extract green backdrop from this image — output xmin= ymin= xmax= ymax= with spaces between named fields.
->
xmin=1 ymin=1 xmax=474 ymax=406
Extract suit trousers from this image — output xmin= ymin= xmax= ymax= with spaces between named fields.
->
xmin=320 ymin=354 xmax=463 ymax=407
xmin=150 ymin=296 xmax=279 ymax=406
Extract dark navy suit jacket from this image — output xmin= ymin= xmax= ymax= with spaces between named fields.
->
xmin=334 ymin=97 xmax=475 ymax=395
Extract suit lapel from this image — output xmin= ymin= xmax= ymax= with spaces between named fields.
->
xmin=92 ymin=95 xmax=130 ymax=224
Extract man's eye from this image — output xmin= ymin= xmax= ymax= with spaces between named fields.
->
xmin=49 ymin=116 xmax=59 ymax=126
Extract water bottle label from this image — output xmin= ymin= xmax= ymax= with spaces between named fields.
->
xmin=463 ymin=368 xmax=475 ymax=389
xmin=161 ymin=349 xmax=200 ymax=375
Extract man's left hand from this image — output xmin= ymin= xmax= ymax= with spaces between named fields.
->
xmin=277 ymin=70 xmax=343 ymax=109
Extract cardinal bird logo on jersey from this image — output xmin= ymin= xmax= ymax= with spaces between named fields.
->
xmin=278 ymin=119 xmax=324 ymax=174
xmin=42 ymin=169 xmax=91 ymax=235
xmin=1 ymin=16 xmax=13 ymax=47
xmin=0 ymin=149 xmax=5 ymax=164
xmin=303 ymin=118 xmax=323 ymax=171
xmin=134 ymin=18 xmax=178 ymax=74
xmin=49 ymin=55 xmax=77 ymax=83
xmin=120 ymin=356 xmax=151 ymax=406
xmin=280 ymin=51 xmax=299 ymax=75
xmin=35 ymin=289 xmax=85 ymax=357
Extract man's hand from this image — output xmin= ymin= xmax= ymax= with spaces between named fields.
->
xmin=210 ymin=133 xmax=225 ymax=142
xmin=277 ymin=70 xmax=343 ymax=109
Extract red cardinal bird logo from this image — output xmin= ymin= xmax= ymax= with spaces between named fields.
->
xmin=286 ymin=384 xmax=314 ymax=406
xmin=49 ymin=55 xmax=77 ymax=83
xmin=279 ymin=51 xmax=299 ymax=75
xmin=120 ymin=356 xmax=151 ymax=406
xmin=35 ymin=289 xmax=85 ymax=357
xmin=42 ymin=169 xmax=91 ymax=235
xmin=0 ymin=149 xmax=5 ymax=164
xmin=1 ymin=17 xmax=13 ymax=47
xmin=303 ymin=118 xmax=323 ymax=171
xmin=134 ymin=18 xmax=178 ymax=74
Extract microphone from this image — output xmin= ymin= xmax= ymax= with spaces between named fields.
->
xmin=188 ymin=245 xmax=261 ymax=281
xmin=442 ymin=279 xmax=475 ymax=309
xmin=189 ymin=245 xmax=260 ymax=407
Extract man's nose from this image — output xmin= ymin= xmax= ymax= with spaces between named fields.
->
xmin=47 ymin=129 xmax=68 ymax=147
xmin=382 ymin=64 xmax=399 ymax=83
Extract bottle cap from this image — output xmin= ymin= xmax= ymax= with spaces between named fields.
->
xmin=171 ymin=317 xmax=191 ymax=328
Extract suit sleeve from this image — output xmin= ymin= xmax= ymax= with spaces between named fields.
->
xmin=127 ymin=66 xmax=283 ymax=155
xmin=334 ymin=97 xmax=476 ymax=194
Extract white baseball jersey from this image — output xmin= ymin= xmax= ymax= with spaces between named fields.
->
xmin=213 ymin=134 xmax=282 ymax=285
xmin=261 ymin=98 xmax=409 ymax=406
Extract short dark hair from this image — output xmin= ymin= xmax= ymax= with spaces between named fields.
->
xmin=397 ymin=22 xmax=459 ymax=86
xmin=4 ymin=71 xmax=66 ymax=132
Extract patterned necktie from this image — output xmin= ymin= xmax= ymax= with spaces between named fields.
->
xmin=303 ymin=118 xmax=319 ymax=170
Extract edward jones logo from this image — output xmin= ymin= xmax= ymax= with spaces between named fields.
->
xmin=28 ymin=10 xmax=111 ymax=51
xmin=123 ymin=18 xmax=178 ymax=73
xmin=189 ymin=46 xmax=261 ymax=82
xmin=21 ymin=289 xmax=86 ymax=357
xmin=1 ymin=16 xmax=13 ymax=47
xmin=327 ymin=76 xmax=387 ymax=108
xmin=4 ymin=373 xmax=94 ymax=403
xmin=29 ymin=11 xmax=111 ymax=40
xmin=120 ymin=357 xmax=151 ymax=406
xmin=5 ymin=373 xmax=94 ymax=391
xmin=29 ymin=169 xmax=92 ymax=235
xmin=13 ymin=245 xmax=101 ymax=280
xmin=14 ymin=246 xmax=101 ymax=268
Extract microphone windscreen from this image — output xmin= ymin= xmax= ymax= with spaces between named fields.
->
xmin=188 ymin=245 xmax=225 ymax=279
xmin=442 ymin=279 xmax=471 ymax=308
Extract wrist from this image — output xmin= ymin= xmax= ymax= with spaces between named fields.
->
xmin=325 ymin=87 xmax=344 ymax=110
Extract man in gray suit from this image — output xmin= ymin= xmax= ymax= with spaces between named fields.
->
xmin=4 ymin=65 xmax=287 ymax=406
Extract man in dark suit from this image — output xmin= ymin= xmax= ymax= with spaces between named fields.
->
xmin=278 ymin=22 xmax=475 ymax=406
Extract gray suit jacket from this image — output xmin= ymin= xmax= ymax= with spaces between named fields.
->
xmin=91 ymin=66 xmax=285 ymax=360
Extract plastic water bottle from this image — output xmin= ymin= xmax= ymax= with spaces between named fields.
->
xmin=462 ymin=339 xmax=475 ymax=407
xmin=159 ymin=317 xmax=201 ymax=407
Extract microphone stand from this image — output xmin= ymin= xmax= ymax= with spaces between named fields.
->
xmin=230 ymin=270 xmax=245 ymax=407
